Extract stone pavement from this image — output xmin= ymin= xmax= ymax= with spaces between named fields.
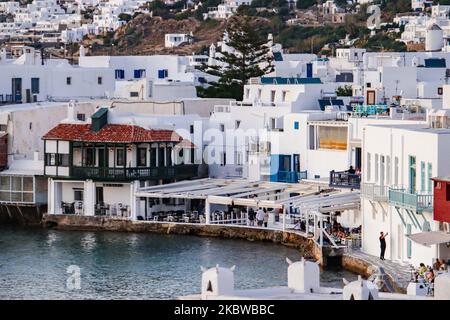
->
xmin=345 ymin=249 xmax=413 ymax=291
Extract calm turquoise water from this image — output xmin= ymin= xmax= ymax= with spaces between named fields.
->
xmin=0 ymin=226 xmax=358 ymax=299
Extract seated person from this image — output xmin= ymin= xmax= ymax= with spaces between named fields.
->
xmin=440 ymin=260 xmax=447 ymax=271
xmin=433 ymin=259 xmax=442 ymax=271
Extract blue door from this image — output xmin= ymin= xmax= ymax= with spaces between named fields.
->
xmin=12 ymin=78 xmax=22 ymax=102
xmin=306 ymin=63 xmax=313 ymax=78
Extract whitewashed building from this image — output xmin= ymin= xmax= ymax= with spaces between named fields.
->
xmin=78 ymin=53 xmax=204 ymax=100
xmin=164 ymin=33 xmax=193 ymax=48
xmin=0 ymin=46 xmax=115 ymax=103
xmin=44 ymin=107 xmax=203 ymax=218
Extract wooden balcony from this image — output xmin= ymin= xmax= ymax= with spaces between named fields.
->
xmin=69 ymin=164 xmax=199 ymax=181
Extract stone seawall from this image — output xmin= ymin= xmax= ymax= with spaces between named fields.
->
xmin=42 ymin=214 xmax=407 ymax=292
xmin=342 ymin=254 xmax=377 ymax=278
xmin=43 ymin=214 xmax=322 ymax=262
xmin=0 ymin=205 xmax=46 ymax=225
xmin=342 ymin=254 xmax=406 ymax=294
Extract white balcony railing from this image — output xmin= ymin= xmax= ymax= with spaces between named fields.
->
xmin=361 ymin=183 xmax=389 ymax=202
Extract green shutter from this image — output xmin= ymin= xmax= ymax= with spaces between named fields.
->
xmin=420 ymin=161 xmax=425 ymax=192
xmin=407 ymin=224 xmax=412 ymax=259
xmin=427 ymin=163 xmax=433 ymax=192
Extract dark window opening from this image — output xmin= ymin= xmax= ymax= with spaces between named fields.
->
xmin=31 ymin=78 xmax=40 ymax=94
xmin=137 ymin=147 xmax=147 ymax=167
xmin=116 ymin=148 xmax=125 ymax=166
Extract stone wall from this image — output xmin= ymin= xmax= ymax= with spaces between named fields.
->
xmin=342 ymin=254 xmax=406 ymax=294
xmin=342 ymin=254 xmax=377 ymax=278
xmin=0 ymin=204 xmax=45 ymax=225
xmin=43 ymin=214 xmax=321 ymax=261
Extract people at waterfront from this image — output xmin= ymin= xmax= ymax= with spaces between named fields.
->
xmin=379 ymin=231 xmax=388 ymax=260
xmin=418 ymin=263 xmax=427 ymax=277
xmin=248 ymin=208 xmax=255 ymax=226
xmin=433 ymin=259 xmax=442 ymax=271
xmin=433 ymin=259 xmax=447 ymax=271
xmin=426 ymin=268 xmax=435 ymax=284
xmin=256 ymin=208 xmax=265 ymax=227
xmin=263 ymin=209 xmax=269 ymax=228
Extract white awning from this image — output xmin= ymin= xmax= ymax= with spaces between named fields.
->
xmin=232 ymin=198 xmax=257 ymax=207
xmin=207 ymin=195 xmax=233 ymax=205
xmin=407 ymin=231 xmax=450 ymax=246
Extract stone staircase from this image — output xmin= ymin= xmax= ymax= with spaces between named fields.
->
xmin=345 ymin=250 xmax=413 ymax=291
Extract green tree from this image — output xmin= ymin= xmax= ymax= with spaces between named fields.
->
xmin=118 ymin=13 xmax=132 ymax=22
xmin=336 ymin=85 xmax=353 ymax=97
xmin=296 ymin=0 xmax=316 ymax=10
xmin=198 ymin=18 xmax=274 ymax=100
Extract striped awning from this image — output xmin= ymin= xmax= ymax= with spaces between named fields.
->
xmin=407 ymin=231 xmax=450 ymax=246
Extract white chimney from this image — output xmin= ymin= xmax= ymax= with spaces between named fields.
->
xmin=79 ymin=45 xmax=85 ymax=57
xmin=67 ymin=100 xmax=77 ymax=122
xmin=286 ymin=257 xmax=320 ymax=293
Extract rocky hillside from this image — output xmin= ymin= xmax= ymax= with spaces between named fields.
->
xmin=82 ymin=15 xmax=272 ymax=56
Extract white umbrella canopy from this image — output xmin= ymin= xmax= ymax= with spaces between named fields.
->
xmin=407 ymin=231 xmax=450 ymax=246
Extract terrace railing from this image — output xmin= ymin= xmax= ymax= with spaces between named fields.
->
xmin=271 ymin=170 xmax=308 ymax=183
xmin=70 ymin=164 xmax=199 ymax=181
xmin=388 ymin=187 xmax=433 ymax=212
xmin=361 ymin=183 xmax=389 ymax=201
xmin=352 ymin=104 xmax=389 ymax=117
xmin=329 ymin=170 xmax=361 ymax=189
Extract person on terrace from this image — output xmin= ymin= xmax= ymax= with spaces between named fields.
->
xmin=379 ymin=231 xmax=388 ymax=260
xmin=418 ymin=263 xmax=427 ymax=277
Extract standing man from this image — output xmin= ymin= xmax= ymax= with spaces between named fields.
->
xmin=256 ymin=208 xmax=265 ymax=227
xmin=379 ymin=231 xmax=388 ymax=260
xmin=248 ymin=208 xmax=255 ymax=226
xmin=263 ymin=209 xmax=269 ymax=228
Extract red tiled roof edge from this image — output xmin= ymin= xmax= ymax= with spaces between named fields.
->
xmin=42 ymin=123 xmax=194 ymax=146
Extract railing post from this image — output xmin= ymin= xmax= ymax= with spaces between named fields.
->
xmin=205 ymin=199 xmax=210 ymax=225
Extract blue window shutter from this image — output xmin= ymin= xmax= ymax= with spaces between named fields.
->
xmin=294 ymin=121 xmax=299 ymax=130
xmin=270 ymin=154 xmax=279 ymax=182
xmin=158 ymin=70 xmax=164 ymax=79
xmin=134 ymin=69 xmax=139 ymax=78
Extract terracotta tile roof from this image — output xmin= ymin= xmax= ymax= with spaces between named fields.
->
xmin=42 ymin=123 xmax=195 ymax=147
